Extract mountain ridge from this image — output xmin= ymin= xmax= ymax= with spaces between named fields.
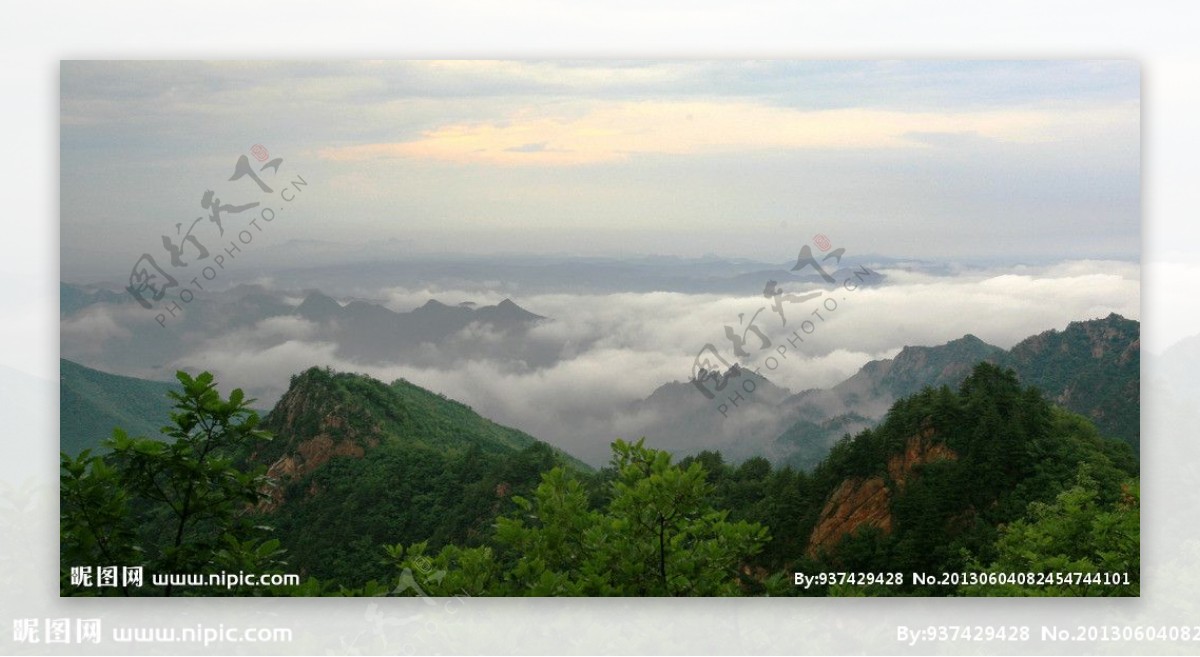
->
xmin=790 ymin=362 xmax=1137 ymax=592
xmin=628 ymin=314 xmax=1139 ymax=470
xmin=241 ymin=366 xmax=591 ymax=585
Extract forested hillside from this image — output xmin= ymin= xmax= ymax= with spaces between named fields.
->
xmin=61 ymin=362 xmax=1138 ymax=596
xmin=243 ymin=367 xmax=590 ymax=586
xmin=773 ymin=314 xmax=1140 ymax=469
xmin=763 ymin=363 xmax=1137 ymax=594
xmin=60 ymin=359 xmax=178 ymax=455
xmin=358 ymin=363 xmax=1139 ymax=596
xmin=1004 ymin=313 xmax=1140 ymax=451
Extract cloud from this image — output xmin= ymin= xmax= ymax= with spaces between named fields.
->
xmin=60 ymin=62 xmax=1139 ymax=282
xmin=249 ymin=316 xmax=320 ymax=342
xmin=504 ymin=142 xmax=554 ymax=153
xmin=317 ymin=101 xmax=1129 ymax=166
xmin=170 ymin=339 xmax=344 ymax=404
xmin=142 ymin=259 xmax=1138 ymax=465
xmin=59 ymin=306 xmax=132 ymax=349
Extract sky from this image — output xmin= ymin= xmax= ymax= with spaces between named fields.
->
xmin=60 ymin=60 xmax=1140 ymax=281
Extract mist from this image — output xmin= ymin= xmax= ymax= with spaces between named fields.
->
xmin=61 ymin=258 xmax=1138 ymax=465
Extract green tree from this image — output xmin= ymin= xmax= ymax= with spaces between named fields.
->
xmin=387 ymin=438 xmax=768 ymax=596
xmin=61 ymin=371 xmax=284 ymax=596
xmin=963 ymin=467 xmax=1139 ymax=596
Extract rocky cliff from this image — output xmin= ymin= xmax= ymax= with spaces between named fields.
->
xmin=806 ymin=426 xmax=957 ymax=557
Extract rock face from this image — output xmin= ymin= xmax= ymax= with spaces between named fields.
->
xmin=267 ymin=434 xmax=367 ymax=481
xmin=806 ymin=428 xmax=956 ymax=557
xmin=260 ymin=432 xmax=372 ymax=511
xmin=253 ymin=374 xmax=380 ymax=511
xmin=249 ymin=366 xmax=577 ymax=514
xmin=886 ymin=424 xmax=956 ymax=489
xmin=806 ymin=476 xmax=892 ymax=558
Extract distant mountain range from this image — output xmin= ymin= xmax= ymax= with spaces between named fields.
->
xmin=59 ymin=282 xmax=549 ymax=381
xmin=295 ymin=290 xmax=544 ymax=361
xmin=83 ymin=248 xmax=890 ymax=297
xmin=60 ymin=283 xmax=130 ymax=317
xmin=60 ymin=309 xmax=1139 ymax=478
xmin=633 ymin=313 xmax=1139 ymax=469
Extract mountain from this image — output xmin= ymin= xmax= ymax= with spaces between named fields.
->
xmin=295 ymin=290 xmax=343 ymax=321
xmin=56 ymin=353 xmax=1139 ymax=596
xmin=245 ymin=366 xmax=589 ymax=585
xmin=476 ymin=298 xmax=544 ymax=324
xmin=298 ymin=293 xmax=544 ymax=333
xmin=58 ymin=359 xmax=594 ymax=589
xmin=294 ymin=292 xmax=545 ymax=362
xmin=624 ymin=367 xmax=800 ymax=462
xmin=1003 ymin=313 xmax=1140 ymax=451
xmin=239 ymin=251 xmax=891 ymax=297
xmin=774 ymin=412 xmax=875 ymax=471
xmin=623 ymin=335 xmax=1012 ymax=470
xmin=793 ymin=362 xmax=1137 ymax=592
xmin=60 ymin=282 xmax=552 ymax=396
xmin=626 ymin=335 xmax=1017 ymax=472
xmin=59 ymin=359 xmax=178 ymax=455
xmin=631 ymin=315 xmax=1140 ymax=472
xmin=834 ymin=334 xmax=1006 ymax=402
xmin=774 ymin=315 xmax=1139 ymax=468
xmin=60 ymin=282 xmax=129 ymax=317
xmin=252 ymin=366 xmax=579 ymax=471
xmin=785 ymin=333 xmax=1009 ymax=424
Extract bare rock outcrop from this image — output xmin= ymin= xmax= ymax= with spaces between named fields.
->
xmin=806 ymin=428 xmax=956 ymax=557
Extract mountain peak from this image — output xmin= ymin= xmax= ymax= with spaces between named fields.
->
xmin=296 ymin=291 xmax=343 ymax=319
xmin=418 ymin=299 xmax=449 ymax=310
xmin=475 ymin=298 xmax=544 ymax=322
xmin=1069 ymin=312 xmax=1132 ymax=329
xmin=894 ymin=333 xmax=1002 ymax=362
